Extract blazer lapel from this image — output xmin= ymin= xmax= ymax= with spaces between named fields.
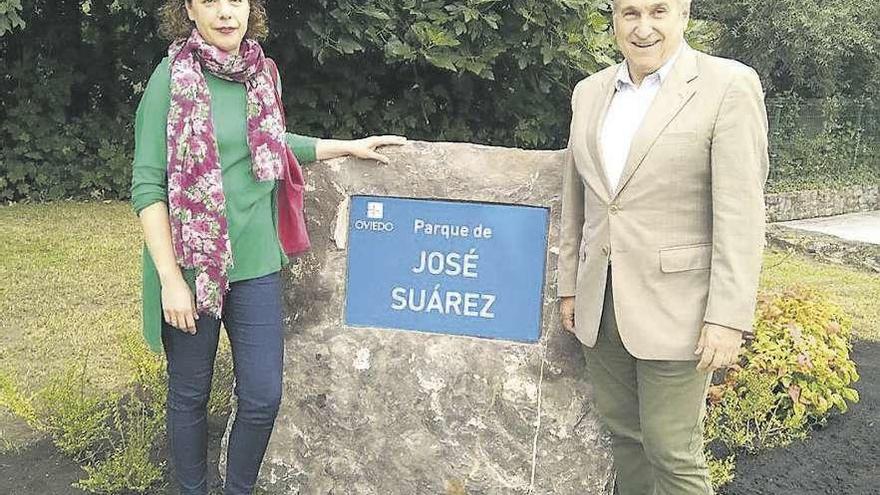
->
xmin=613 ymin=49 xmax=700 ymax=199
xmin=584 ymin=69 xmax=618 ymax=200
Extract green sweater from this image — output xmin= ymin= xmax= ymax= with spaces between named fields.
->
xmin=131 ymin=58 xmax=316 ymax=353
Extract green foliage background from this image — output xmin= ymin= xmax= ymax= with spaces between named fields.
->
xmin=0 ymin=0 xmax=876 ymax=200
xmin=694 ymin=0 xmax=880 ymax=98
xmin=695 ymin=0 xmax=880 ymax=192
xmin=0 ymin=0 xmax=615 ymax=200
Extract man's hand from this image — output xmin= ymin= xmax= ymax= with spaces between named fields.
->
xmin=560 ymin=296 xmax=576 ymax=334
xmin=695 ymin=323 xmax=744 ymax=371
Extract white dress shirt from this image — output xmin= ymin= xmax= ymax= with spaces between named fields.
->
xmin=600 ymin=46 xmax=685 ymax=192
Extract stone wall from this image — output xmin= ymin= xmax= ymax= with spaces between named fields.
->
xmin=765 ymin=185 xmax=880 ymax=223
xmin=221 ymin=142 xmax=614 ymax=494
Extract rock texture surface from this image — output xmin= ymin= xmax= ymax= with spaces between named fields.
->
xmin=220 ymin=142 xmax=614 ymax=494
xmin=766 ymin=224 xmax=880 ymax=273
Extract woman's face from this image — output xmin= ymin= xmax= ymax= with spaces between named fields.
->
xmin=186 ymin=0 xmax=250 ymax=53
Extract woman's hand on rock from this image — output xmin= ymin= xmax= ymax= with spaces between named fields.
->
xmin=315 ymin=135 xmax=407 ymax=163
xmin=347 ymin=135 xmax=407 ymax=164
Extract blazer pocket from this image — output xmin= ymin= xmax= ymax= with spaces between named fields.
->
xmin=651 ymin=131 xmax=704 ymax=167
xmin=654 ymin=131 xmax=698 ymax=146
xmin=659 ymin=243 xmax=712 ymax=273
xmin=657 ymin=131 xmax=697 ymax=144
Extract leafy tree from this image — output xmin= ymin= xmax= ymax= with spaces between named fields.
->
xmin=0 ymin=1 xmax=616 ymax=200
xmin=694 ymin=0 xmax=880 ymax=98
xmin=0 ymin=0 xmax=166 ymax=200
xmin=265 ymin=1 xmax=615 ymax=147
xmin=0 ymin=0 xmax=25 ymax=36
xmin=4 ymin=1 xmax=872 ymax=200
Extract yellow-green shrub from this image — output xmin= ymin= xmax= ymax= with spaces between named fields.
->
xmin=35 ymin=366 xmax=117 ymax=463
xmin=74 ymin=334 xmax=233 ymax=493
xmin=75 ymin=396 xmax=165 ymax=494
xmin=123 ymin=333 xmax=167 ymax=409
xmin=1 ymin=359 xmax=116 ymax=463
xmin=70 ymin=337 xmax=170 ymax=493
xmin=705 ymin=286 xmax=860 ymax=487
xmin=0 ymin=370 xmax=38 ymax=426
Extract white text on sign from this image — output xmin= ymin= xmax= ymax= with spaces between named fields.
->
xmin=413 ymin=219 xmax=493 ymax=240
xmin=391 ymin=242 xmax=497 ymax=319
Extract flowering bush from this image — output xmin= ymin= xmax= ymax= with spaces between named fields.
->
xmin=705 ymin=286 xmax=860 ymax=486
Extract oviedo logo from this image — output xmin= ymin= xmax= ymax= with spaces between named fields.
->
xmin=354 ymin=201 xmax=395 ymax=232
xmin=366 ymin=201 xmax=384 ymax=219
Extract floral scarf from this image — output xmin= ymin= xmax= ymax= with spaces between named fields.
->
xmin=166 ymin=29 xmax=286 ymax=318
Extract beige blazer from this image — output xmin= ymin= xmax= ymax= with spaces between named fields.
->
xmin=558 ymin=47 xmax=769 ymax=360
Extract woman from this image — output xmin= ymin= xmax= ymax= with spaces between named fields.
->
xmin=130 ymin=1 xmax=404 ymax=493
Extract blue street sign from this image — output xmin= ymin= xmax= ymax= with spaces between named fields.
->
xmin=344 ymin=195 xmax=549 ymax=343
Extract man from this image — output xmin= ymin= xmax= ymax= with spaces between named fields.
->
xmin=557 ymin=0 xmax=768 ymax=494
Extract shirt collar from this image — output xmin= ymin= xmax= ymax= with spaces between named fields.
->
xmin=615 ymin=42 xmax=687 ymax=90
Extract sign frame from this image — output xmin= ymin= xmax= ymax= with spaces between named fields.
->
xmin=343 ymin=194 xmax=551 ymax=343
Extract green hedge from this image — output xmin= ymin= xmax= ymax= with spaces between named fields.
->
xmin=0 ymin=0 xmax=614 ymax=201
xmin=1 ymin=2 xmax=875 ymax=201
xmin=766 ymin=95 xmax=879 ymax=193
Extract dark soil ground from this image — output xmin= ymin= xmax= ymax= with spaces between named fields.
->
xmin=0 ymin=414 xmax=230 ymax=495
xmin=720 ymin=339 xmax=879 ymax=495
xmin=2 ymin=343 xmax=877 ymax=495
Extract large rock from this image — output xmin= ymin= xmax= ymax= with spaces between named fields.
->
xmin=220 ymin=141 xmax=614 ymax=494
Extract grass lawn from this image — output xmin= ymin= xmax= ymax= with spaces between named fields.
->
xmin=0 ymin=201 xmax=877 ymax=449
xmin=761 ymin=249 xmax=880 ymax=341
xmin=0 ymin=201 xmax=143 ymax=391
xmin=0 ymin=201 xmax=143 ymax=449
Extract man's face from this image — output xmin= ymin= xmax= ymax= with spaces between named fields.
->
xmin=613 ymin=0 xmax=689 ymax=83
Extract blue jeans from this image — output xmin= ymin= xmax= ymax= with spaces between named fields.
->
xmin=162 ymin=272 xmax=284 ymax=495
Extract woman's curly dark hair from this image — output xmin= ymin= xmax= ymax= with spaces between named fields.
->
xmin=158 ymin=0 xmax=269 ymax=42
